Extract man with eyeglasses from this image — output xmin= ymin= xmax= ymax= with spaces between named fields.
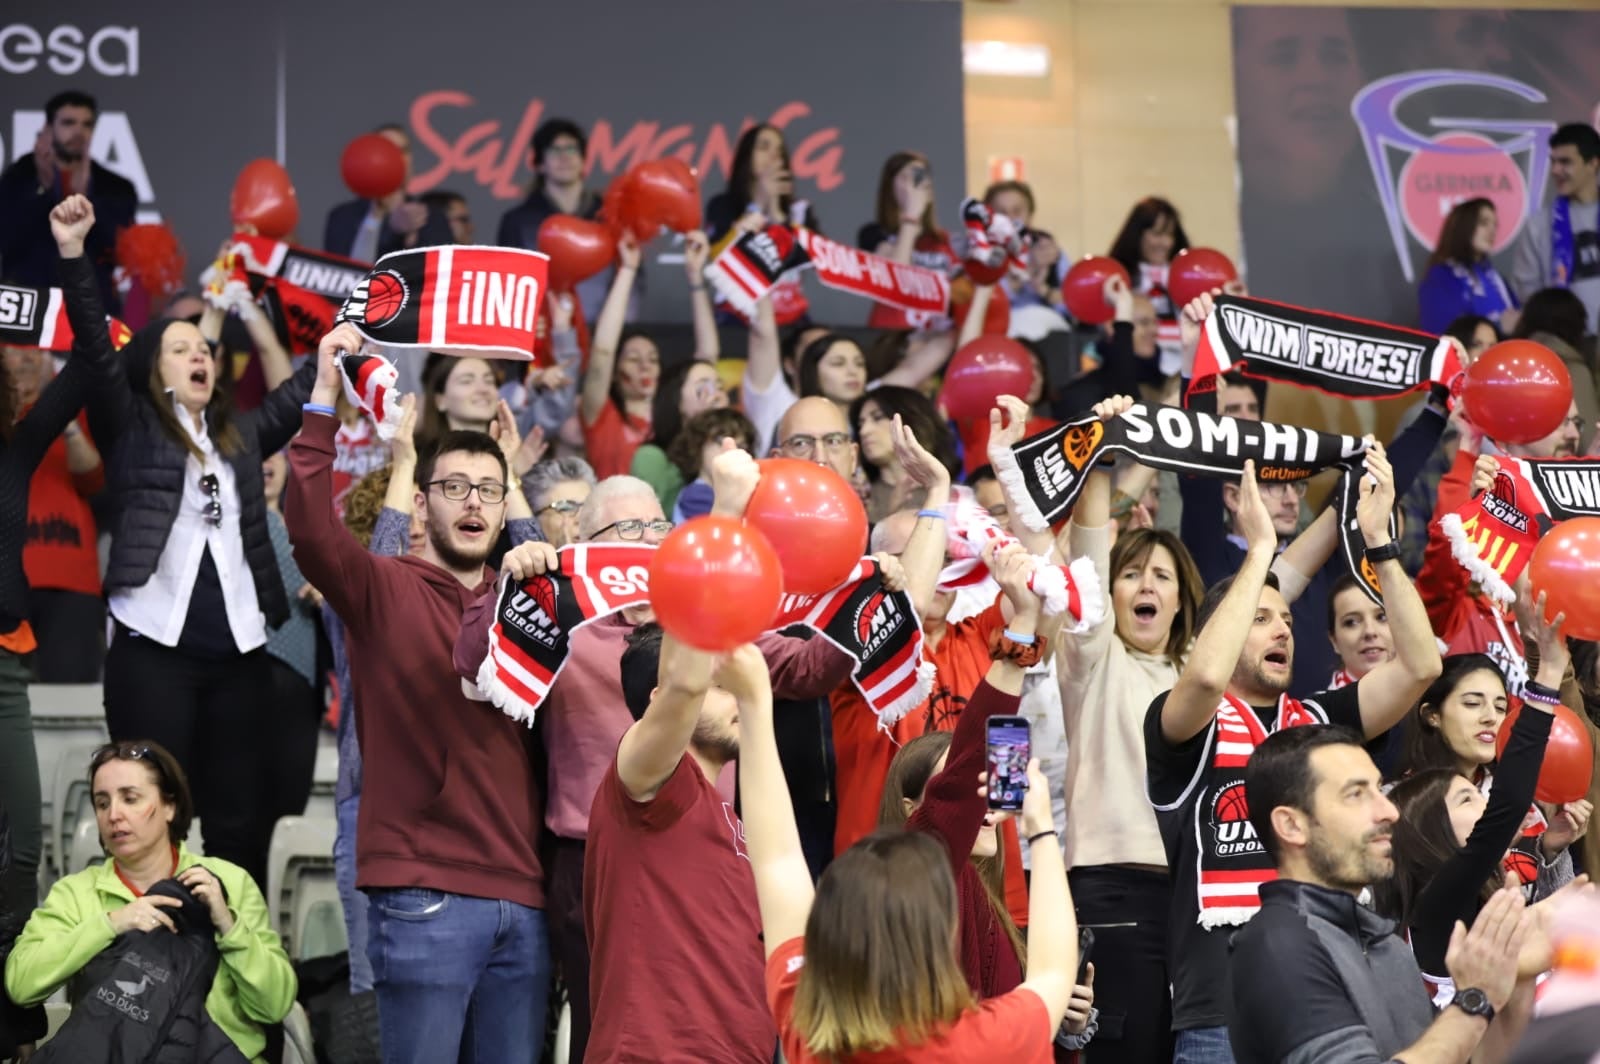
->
xmin=770 ymin=396 xmax=859 ymax=483
xmin=287 ymin=324 xmax=552 ymax=1064
xmin=457 ymin=461 xmax=857 ymax=1063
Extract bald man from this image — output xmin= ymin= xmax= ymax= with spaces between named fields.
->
xmin=770 ymin=396 xmax=858 ymax=482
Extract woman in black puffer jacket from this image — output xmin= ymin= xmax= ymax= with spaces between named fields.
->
xmin=58 ymin=195 xmax=317 ymax=888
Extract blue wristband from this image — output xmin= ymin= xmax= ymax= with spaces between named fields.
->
xmin=916 ymin=509 xmax=946 ymax=521
xmin=1002 ymin=629 xmax=1037 ymax=646
xmin=303 ymin=403 xmax=336 ymax=416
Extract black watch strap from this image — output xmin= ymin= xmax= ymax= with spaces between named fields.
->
xmin=1363 ymin=541 xmax=1402 ymax=564
xmin=1449 ymin=987 xmax=1495 ymax=1023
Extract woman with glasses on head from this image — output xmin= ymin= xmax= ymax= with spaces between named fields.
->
xmin=5 ymin=741 xmax=295 ymax=1062
xmin=55 ymin=195 xmax=319 ymax=889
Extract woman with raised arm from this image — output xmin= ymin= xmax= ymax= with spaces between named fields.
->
xmin=988 ymin=392 xmax=1204 ymax=1064
xmin=58 ymin=195 xmax=320 ymax=890
xmin=740 ymin=574 xmax=1081 ymax=1060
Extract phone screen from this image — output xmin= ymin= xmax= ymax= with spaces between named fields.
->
xmin=986 ymin=716 xmax=1031 ymax=811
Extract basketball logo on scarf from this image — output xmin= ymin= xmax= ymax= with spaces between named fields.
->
xmin=1209 ymin=783 xmax=1263 ymax=858
xmin=334 ymin=245 xmax=549 ymax=361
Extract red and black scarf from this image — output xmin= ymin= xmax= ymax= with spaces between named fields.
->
xmin=705 ymin=223 xmax=951 ymax=320
xmin=472 ymin=545 xmax=932 ymax=731
xmin=1190 ymin=294 xmax=1463 ymax=403
xmin=0 ymin=284 xmax=131 ymax=351
xmin=335 ymin=245 xmax=549 ymax=361
xmin=1155 ymin=693 xmax=1322 ymax=928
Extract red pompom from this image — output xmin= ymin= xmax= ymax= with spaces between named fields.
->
xmin=115 ymin=223 xmax=187 ymax=300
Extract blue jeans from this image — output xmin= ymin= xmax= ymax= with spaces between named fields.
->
xmin=333 ymin=795 xmax=373 ymax=993
xmin=1174 ymin=1025 xmax=1236 ymax=1064
xmin=367 ymin=888 xmax=550 ymax=1064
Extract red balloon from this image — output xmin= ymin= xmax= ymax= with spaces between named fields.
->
xmin=1496 ymin=700 xmax=1595 ymax=805
xmin=940 ymin=337 xmax=1035 ymax=421
xmin=600 ymin=168 xmax=655 ymax=244
xmin=631 ymin=158 xmax=702 ymax=234
xmin=650 ymin=516 xmax=783 ymax=651
xmin=963 ymin=256 xmax=1009 ymax=286
xmin=340 ymin=133 xmax=406 ymax=200
xmin=746 ymin=458 xmax=868 ymax=595
xmin=1462 ymin=340 xmax=1573 ymax=445
xmin=1062 ymin=256 xmax=1130 ymax=325
xmin=538 ymin=215 xmax=618 ymax=290
xmin=229 ymin=159 xmax=298 ymax=239
xmin=1167 ymin=247 xmax=1239 ymax=310
xmin=1529 ymin=516 xmax=1600 ymax=641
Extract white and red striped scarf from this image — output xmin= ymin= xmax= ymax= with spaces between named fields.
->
xmin=934 ymin=487 xmax=1103 ymax=630
xmin=473 ymin=545 xmax=932 ymax=731
xmin=1183 ymin=692 xmax=1321 ymax=928
xmin=1327 ymin=668 xmax=1357 ymax=690
xmin=959 ymin=198 xmax=1029 ymax=279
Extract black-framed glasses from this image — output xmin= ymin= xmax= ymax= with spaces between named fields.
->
xmin=588 ymin=518 xmax=674 ymax=541
xmin=199 ymin=473 xmax=222 ymax=527
xmin=537 ymin=499 xmax=582 ymax=517
xmin=428 ymin=478 xmax=508 ymax=504
xmin=778 ymin=432 xmax=852 ymax=459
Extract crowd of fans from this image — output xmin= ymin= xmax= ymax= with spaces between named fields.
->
xmin=0 ymin=83 xmax=1598 ymax=1064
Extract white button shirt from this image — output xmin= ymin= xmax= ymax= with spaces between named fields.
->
xmin=108 ymin=397 xmax=267 ymax=652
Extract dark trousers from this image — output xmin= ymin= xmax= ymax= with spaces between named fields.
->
xmin=548 ymin=838 xmax=590 ymax=1064
xmin=27 ymin=587 xmax=105 ymax=682
xmin=265 ymin=657 xmax=322 ymax=822
xmin=103 ymin=628 xmax=273 ymax=887
xmin=1069 ymin=865 xmax=1174 ymax=1064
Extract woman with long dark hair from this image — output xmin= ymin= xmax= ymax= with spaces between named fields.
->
xmin=1418 ymin=197 xmax=1520 ymax=334
xmin=858 ymin=151 xmax=958 ymax=331
xmin=849 ymin=385 xmax=957 ymax=524
xmin=1106 ymin=197 xmax=1190 ymax=363
xmin=705 ymin=124 xmax=820 ymax=327
xmin=62 ymin=195 xmax=320 ymax=889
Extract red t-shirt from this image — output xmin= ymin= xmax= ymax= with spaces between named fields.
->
xmin=331 ymin=416 xmax=390 ymax=520
xmin=583 ymin=401 xmax=652 ymax=480
xmin=22 ymin=411 xmax=101 ymax=595
xmin=584 ymin=755 xmax=773 ymax=1063
xmin=765 ymin=937 xmax=1053 ymax=1064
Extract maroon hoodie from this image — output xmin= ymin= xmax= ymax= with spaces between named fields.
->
xmin=285 ymin=412 xmax=543 ymax=907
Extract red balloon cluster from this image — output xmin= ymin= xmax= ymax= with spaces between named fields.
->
xmin=230 ymin=159 xmax=298 ymax=239
xmin=745 ymin=458 xmax=868 ymax=595
xmin=1461 ymin=340 xmax=1573 ymax=445
xmin=1496 ymin=700 xmax=1595 ymax=804
xmin=603 ymin=158 xmax=702 ymax=243
xmin=1167 ymin=247 xmax=1238 ymax=309
xmin=539 ymin=215 xmax=617 ymax=290
xmin=1062 ymin=256 xmax=1130 ymax=325
xmin=940 ymin=337 xmax=1034 ymax=421
xmin=651 ymin=516 xmax=782 ymax=651
xmin=340 ymin=133 xmax=406 ymax=200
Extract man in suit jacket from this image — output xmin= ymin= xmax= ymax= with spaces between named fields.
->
xmin=0 ymin=89 xmax=137 ymax=313
xmin=323 ymin=124 xmax=451 ymax=262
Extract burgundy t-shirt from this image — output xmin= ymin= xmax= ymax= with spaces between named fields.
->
xmin=583 ymin=755 xmax=774 ymax=1063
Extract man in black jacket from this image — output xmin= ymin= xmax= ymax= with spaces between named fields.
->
xmin=0 ymin=90 xmax=137 ymax=313
xmin=1228 ymin=726 xmax=1529 ymax=1064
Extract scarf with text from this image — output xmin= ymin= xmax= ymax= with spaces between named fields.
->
xmin=1170 ymin=693 xmax=1322 ymax=928
xmin=217 ymin=234 xmax=372 ymax=354
xmin=934 ymin=487 xmax=1104 ymax=629
xmin=993 ymin=402 xmax=1390 ymax=603
xmin=705 ymin=223 xmax=951 ymax=320
xmin=1190 ymin=295 xmax=1463 ymax=404
xmin=334 ymin=245 xmax=548 ymax=361
xmin=474 ymin=545 xmax=932 ymax=731
xmin=0 ymin=284 xmax=131 ymax=352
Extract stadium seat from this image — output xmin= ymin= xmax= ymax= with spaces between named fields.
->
xmin=67 ymin=816 xmax=103 ymax=874
xmin=282 ymin=1001 xmax=316 ymax=1064
xmin=40 ymin=1000 xmax=71 ymax=1046
xmin=47 ymin=737 xmax=106 ymax=880
xmin=304 ymin=731 xmax=339 ymax=820
xmin=29 ymin=683 xmax=107 ymax=877
xmin=266 ymin=815 xmax=339 ymax=961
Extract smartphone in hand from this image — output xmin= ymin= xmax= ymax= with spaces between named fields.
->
xmin=986 ymin=716 xmax=1031 ymax=811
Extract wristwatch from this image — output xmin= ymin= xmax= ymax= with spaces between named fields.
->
xmin=1363 ymin=541 xmax=1402 ymax=565
xmin=1448 ymin=987 xmax=1495 ymax=1023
